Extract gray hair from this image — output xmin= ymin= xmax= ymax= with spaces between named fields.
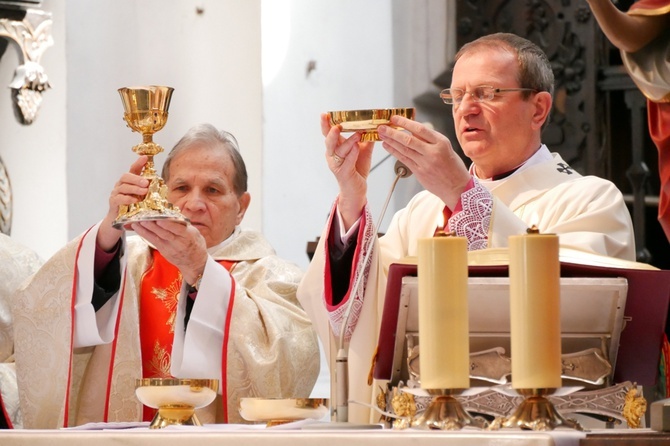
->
xmin=455 ymin=32 xmax=555 ymax=99
xmin=162 ymin=123 xmax=248 ymax=196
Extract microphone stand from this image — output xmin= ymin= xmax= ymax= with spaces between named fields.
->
xmin=334 ymin=160 xmax=412 ymax=423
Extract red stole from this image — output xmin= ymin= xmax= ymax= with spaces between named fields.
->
xmin=139 ymin=250 xmax=235 ymax=421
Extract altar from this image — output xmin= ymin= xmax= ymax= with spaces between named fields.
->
xmin=0 ymin=424 xmax=669 ymax=446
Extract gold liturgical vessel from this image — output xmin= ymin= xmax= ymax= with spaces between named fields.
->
xmin=114 ymin=85 xmax=188 ymax=229
xmin=328 ymin=108 xmax=415 ymax=142
xmin=135 ymin=378 xmax=219 ymax=428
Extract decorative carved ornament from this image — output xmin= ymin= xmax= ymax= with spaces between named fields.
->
xmin=0 ymin=7 xmax=53 ymax=125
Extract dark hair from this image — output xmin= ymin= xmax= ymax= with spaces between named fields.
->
xmin=162 ymin=123 xmax=248 ymax=196
xmin=455 ymin=32 xmax=555 ymax=99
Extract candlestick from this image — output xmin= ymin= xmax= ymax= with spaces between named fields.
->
xmin=414 ymin=234 xmax=487 ymax=430
xmin=508 ymin=226 xmax=562 ymax=390
xmin=417 ymin=234 xmax=469 ymax=389
xmin=490 ymin=227 xmax=583 ymax=431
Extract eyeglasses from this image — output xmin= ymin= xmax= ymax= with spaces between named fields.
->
xmin=440 ymin=86 xmax=537 ymax=106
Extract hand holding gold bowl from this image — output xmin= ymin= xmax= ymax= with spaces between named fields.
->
xmin=135 ymin=378 xmax=219 ymax=429
xmin=328 ymin=108 xmax=416 ymax=142
xmin=239 ymin=398 xmax=329 ymax=426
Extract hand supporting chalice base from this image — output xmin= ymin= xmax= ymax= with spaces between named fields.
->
xmin=113 ymin=85 xmax=189 ymax=229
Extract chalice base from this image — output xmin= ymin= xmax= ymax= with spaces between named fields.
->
xmin=411 ymin=392 xmax=488 ymax=430
xmin=489 ymin=391 xmax=586 ymax=431
xmin=149 ymin=405 xmax=200 ymax=429
xmin=112 ymin=206 xmax=190 ymax=229
xmin=112 ymin=177 xmax=189 ymax=229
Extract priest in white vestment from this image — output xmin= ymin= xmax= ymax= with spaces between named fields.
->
xmin=12 ymin=124 xmax=319 ymax=428
xmin=0 ymin=234 xmax=42 ymax=429
xmin=298 ymin=33 xmax=636 ymax=424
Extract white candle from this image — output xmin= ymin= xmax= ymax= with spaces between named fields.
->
xmin=417 ymin=234 xmax=469 ymax=389
xmin=508 ymin=227 xmax=562 ymax=389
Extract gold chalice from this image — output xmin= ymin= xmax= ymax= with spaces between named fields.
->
xmin=114 ymin=85 xmax=188 ymax=229
xmin=135 ymin=378 xmax=219 ymax=429
xmin=328 ymin=108 xmax=415 ymax=142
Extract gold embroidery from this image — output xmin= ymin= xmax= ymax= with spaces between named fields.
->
xmin=151 ymin=275 xmax=182 ymax=333
xmin=148 ymin=340 xmax=173 ymax=378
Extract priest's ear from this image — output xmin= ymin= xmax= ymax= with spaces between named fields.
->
xmin=531 ymin=91 xmax=552 ymax=131
xmin=235 ymin=192 xmax=251 ymax=225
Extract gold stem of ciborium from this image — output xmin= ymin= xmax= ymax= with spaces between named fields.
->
xmin=489 ymin=389 xmax=586 ymax=431
xmin=411 ymin=389 xmax=488 ymax=430
xmin=149 ymin=404 xmax=200 ymax=429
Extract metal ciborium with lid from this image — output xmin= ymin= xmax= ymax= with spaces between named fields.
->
xmin=114 ymin=85 xmax=188 ymax=228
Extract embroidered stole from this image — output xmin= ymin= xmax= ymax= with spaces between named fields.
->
xmin=139 ymin=250 xmax=234 ymax=421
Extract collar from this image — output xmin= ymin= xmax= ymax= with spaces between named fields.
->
xmin=470 ymin=145 xmax=552 ymax=181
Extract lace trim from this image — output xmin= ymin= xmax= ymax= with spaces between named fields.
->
xmin=325 ymin=203 xmax=375 ymax=343
xmin=449 ymin=178 xmax=491 ymax=250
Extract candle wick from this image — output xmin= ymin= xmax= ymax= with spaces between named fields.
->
xmin=434 ymin=228 xmax=456 ymax=237
xmin=527 ymin=225 xmax=540 ymax=234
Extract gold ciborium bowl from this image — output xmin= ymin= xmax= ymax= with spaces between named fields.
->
xmin=135 ymin=378 xmax=219 ymax=429
xmin=328 ymin=108 xmax=415 ymax=142
xmin=239 ymin=398 xmax=329 ymax=426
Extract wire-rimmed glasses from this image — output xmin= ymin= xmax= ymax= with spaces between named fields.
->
xmin=440 ymin=86 xmax=537 ymax=106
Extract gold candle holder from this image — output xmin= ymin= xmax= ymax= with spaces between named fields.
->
xmin=489 ymin=388 xmax=585 ymax=431
xmin=494 ymin=225 xmax=584 ymax=431
xmin=411 ymin=389 xmax=488 ymax=430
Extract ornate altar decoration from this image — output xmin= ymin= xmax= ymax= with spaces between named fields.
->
xmin=0 ymin=1 xmax=53 ymax=125
xmin=373 ymin=255 xmax=670 ymax=429
xmin=0 ymin=1 xmax=53 ymax=235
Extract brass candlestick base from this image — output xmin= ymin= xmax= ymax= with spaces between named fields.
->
xmin=489 ymin=388 xmax=585 ymax=431
xmin=411 ymin=389 xmax=488 ymax=430
xmin=113 ymin=86 xmax=189 ymax=229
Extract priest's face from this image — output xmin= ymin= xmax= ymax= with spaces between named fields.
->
xmin=165 ymin=143 xmax=251 ymax=247
xmin=450 ymin=46 xmax=547 ymax=178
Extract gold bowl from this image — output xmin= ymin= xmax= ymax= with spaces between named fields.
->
xmin=239 ymin=398 xmax=329 ymax=426
xmin=135 ymin=378 xmax=219 ymax=429
xmin=328 ymin=108 xmax=416 ymax=142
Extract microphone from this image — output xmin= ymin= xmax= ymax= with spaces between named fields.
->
xmin=335 ymin=157 xmax=412 ymax=423
xmin=394 ymin=160 xmax=412 ymax=179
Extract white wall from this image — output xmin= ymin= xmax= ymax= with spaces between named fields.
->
xmin=1 ymin=0 xmax=451 ymax=270
xmin=1 ymin=0 xmax=263 ymax=261
xmin=63 ymin=0 xmax=264 ymax=244
xmin=0 ymin=1 xmax=68 ymax=259
xmin=262 ymin=0 xmax=451 ymax=270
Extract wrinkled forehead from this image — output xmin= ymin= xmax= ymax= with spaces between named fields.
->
xmin=168 ymin=146 xmax=234 ymax=183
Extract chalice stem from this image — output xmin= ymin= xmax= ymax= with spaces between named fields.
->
xmin=142 ymin=155 xmax=156 ymax=178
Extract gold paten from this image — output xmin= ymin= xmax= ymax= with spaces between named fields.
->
xmin=238 ymin=397 xmax=329 ymax=426
xmin=135 ymin=378 xmax=219 ymax=429
xmin=488 ymin=388 xmax=585 ymax=431
xmin=114 ymin=85 xmax=189 ymax=229
xmin=328 ymin=108 xmax=416 ymax=142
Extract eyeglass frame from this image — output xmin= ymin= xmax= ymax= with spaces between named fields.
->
xmin=439 ymin=85 xmax=538 ymax=106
